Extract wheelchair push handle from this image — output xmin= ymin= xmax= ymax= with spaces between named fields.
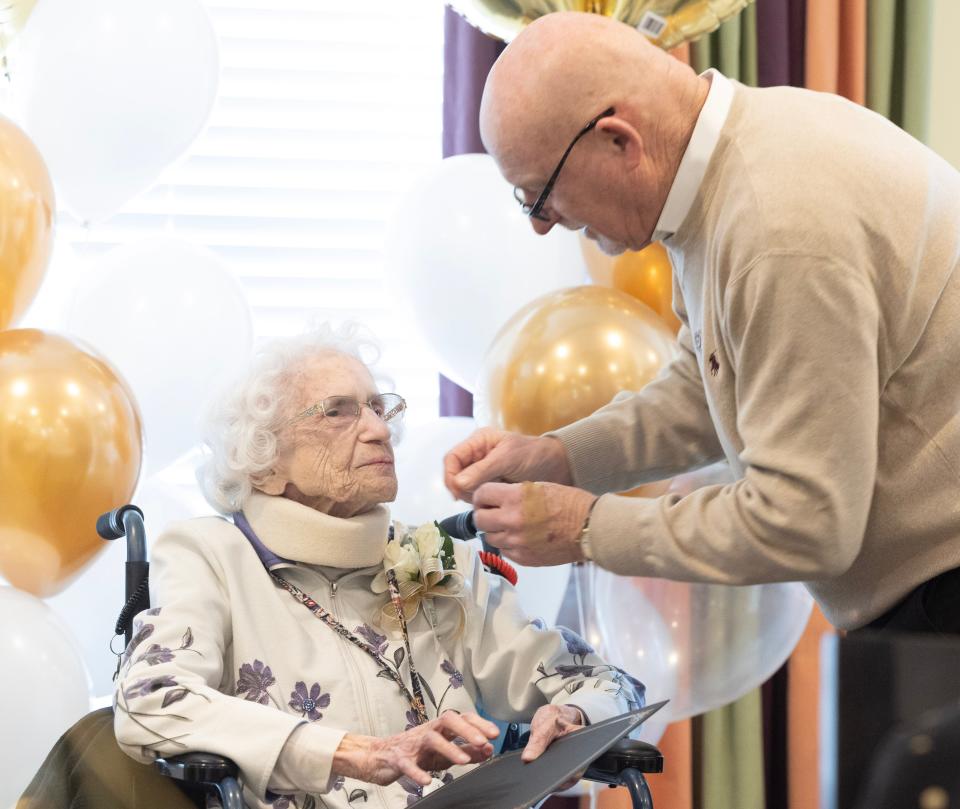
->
xmin=97 ymin=504 xmax=145 ymax=540
xmin=97 ymin=504 xmax=147 ymax=566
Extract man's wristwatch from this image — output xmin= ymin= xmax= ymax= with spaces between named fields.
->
xmin=577 ymin=497 xmax=600 ymax=562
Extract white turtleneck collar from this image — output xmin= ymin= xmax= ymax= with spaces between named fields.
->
xmin=241 ymin=491 xmax=390 ymax=569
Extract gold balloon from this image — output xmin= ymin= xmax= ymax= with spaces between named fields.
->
xmin=480 ymin=286 xmax=677 ymax=436
xmin=612 ymin=242 xmax=682 ymax=335
xmin=0 ymin=330 xmax=143 ymax=597
xmin=0 ymin=113 xmax=55 ymax=330
xmin=579 ymin=233 xmax=616 ymax=287
xmin=450 ymin=0 xmax=753 ymax=50
xmin=581 ymin=236 xmax=681 ymax=335
xmin=0 ymin=0 xmax=38 ymax=61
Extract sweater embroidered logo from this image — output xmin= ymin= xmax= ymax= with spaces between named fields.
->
xmin=708 ymin=352 xmax=720 ymax=376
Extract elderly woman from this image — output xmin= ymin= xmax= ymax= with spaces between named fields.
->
xmin=113 ymin=325 xmax=643 ymax=809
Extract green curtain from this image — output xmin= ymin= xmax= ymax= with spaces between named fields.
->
xmin=866 ymin=0 xmax=934 ymax=141
xmin=701 ymin=689 xmax=766 ymax=809
xmin=690 ymin=3 xmax=758 ymax=84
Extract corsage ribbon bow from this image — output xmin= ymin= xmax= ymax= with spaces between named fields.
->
xmin=372 ymin=522 xmax=465 ymax=636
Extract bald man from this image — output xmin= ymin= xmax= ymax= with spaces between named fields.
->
xmin=443 ymin=12 xmax=960 ymax=633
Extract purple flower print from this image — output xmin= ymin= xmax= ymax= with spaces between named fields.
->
xmin=440 ymin=660 xmax=463 ymax=689
xmin=123 ymin=675 xmax=178 ymax=700
xmin=122 ymin=622 xmax=154 ymax=664
xmin=288 ymin=681 xmax=331 ymax=721
xmin=398 ymin=775 xmax=423 ymax=806
xmin=558 ymin=626 xmax=594 ymax=658
xmin=236 ymin=660 xmax=276 ymax=705
xmin=355 ymin=623 xmax=388 ymax=656
xmin=404 ymin=708 xmax=421 ymax=730
xmin=136 ymin=643 xmax=175 ymax=666
xmin=530 ymin=617 xmax=547 ymax=630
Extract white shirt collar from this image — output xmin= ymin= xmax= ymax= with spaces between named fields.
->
xmin=652 ymin=69 xmax=734 ymax=242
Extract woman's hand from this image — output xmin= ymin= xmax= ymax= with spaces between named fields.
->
xmin=520 ymin=704 xmax=585 ymax=763
xmin=333 ymin=711 xmax=500 ymax=787
xmin=521 ymin=704 xmax=586 ymax=791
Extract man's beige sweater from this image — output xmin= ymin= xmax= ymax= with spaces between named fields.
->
xmin=553 ymin=82 xmax=960 ymax=630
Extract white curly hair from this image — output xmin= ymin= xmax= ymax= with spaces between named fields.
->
xmin=197 ymin=321 xmax=394 ymax=514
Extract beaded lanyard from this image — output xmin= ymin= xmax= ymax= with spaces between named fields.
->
xmin=271 ymin=567 xmax=429 ymax=726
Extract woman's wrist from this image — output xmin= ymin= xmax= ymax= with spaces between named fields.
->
xmin=332 ymin=733 xmax=374 ymax=779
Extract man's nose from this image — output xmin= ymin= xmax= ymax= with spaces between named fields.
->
xmin=530 ymin=214 xmax=556 ymax=235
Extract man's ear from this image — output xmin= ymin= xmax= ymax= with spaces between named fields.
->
xmin=596 ymin=116 xmax=644 ymax=165
xmin=252 ymin=470 xmax=287 ymax=496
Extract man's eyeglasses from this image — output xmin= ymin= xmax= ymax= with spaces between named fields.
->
xmin=513 ymin=107 xmax=615 ymax=222
xmin=288 ymin=394 xmax=406 ymax=429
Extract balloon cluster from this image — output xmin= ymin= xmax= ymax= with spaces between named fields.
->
xmin=448 ymin=0 xmax=755 ymax=50
xmin=0 ymin=2 xmax=233 ymax=797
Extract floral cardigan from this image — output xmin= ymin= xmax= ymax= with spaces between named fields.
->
xmin=113 ymin=504 xmax=644 ymax=809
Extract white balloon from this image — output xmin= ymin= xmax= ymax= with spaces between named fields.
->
xmin=596 ymin=572 xmax=812 ymax=722
xmin=508 ymin=561 xmax=570 ymax=628
xmin=576 ymin=565 xmax=674 ymax=744
xmin=392 ymin=416 xmax=477 ymax=526
xmin=12 ymin=0 xmax=219 ymax=223
xmin=384 ymin=154 xmax=587 ymax=390
xmin=62 ymin=239 xmax=253 ymax=475
xmin=42 ymin=536 xmax=126 ymax=700
xmin=0 ymin=587 xmax=91 ymax=807
xmin=18 ymin=238 xmax=81 ymax=330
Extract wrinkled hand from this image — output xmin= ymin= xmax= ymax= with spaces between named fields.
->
xmin=334 ymin=711 xmax=500 ymax=787
xmin=522 ymin=704 xmax=586 ymax=791
xmin=473 ymin=481 xmax=598 ymax=566
xmin=443 ymin=428 xmax=573 ymax=503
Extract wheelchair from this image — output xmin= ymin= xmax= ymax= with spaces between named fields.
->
xmin=22 ymin=504 xmax=665 ymax=809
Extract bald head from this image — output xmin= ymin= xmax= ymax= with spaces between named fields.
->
xmin=479 ymin=11 xmax=708 ymax=250
xmin=482 ymin=12 xmax=698 ymax=170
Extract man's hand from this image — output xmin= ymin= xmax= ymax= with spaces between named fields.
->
xmin=443 ymin=428 xmax=573 ymax=503
xmin=472 ymin=481 xmax=598 ymax=566
xmin=333 ymin=711 xmax=500 ymax=787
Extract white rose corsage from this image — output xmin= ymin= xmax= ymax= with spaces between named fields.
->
xmin=372 ymin=521 xmax=465 ymax=636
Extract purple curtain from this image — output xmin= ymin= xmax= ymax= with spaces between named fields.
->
xmin=755 ymin=0 xmax=806 ymax=87
xmin=755 ymin=4 xmax=805 ymax=804
xmin=439 ymin=7 xmax=504 ymax=419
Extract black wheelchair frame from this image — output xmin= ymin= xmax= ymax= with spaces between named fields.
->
xmin=100 ymin=504 xmax=663 ymax=809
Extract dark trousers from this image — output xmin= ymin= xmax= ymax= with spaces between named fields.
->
xmin=17 ymin=708 xmax=199 ymax=809
xmin=859 ymin=565 xmax=960 ymax=634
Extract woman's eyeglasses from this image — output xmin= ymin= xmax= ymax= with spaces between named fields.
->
xmin=288 ymin=393 xmax=406 ymax=429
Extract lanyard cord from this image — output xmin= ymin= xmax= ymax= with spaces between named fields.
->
xmin=271 ymin=570 xmax=430 ymax=726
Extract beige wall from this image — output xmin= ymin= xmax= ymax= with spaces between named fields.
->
xmin=929 ymin=0 xmax=960 ymax=168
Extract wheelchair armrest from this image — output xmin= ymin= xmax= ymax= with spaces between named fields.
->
xmin=583 ymin=738 xmax=664 ymax=785
xmin=155 ymin=752 xmax=244 ymax=809
xmin=154 ymin=751 xmax=239 ymax=784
